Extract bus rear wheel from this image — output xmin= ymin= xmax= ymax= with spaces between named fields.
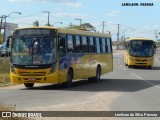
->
xmin=24 ymin=83 xmax=34 ymax=88
xmin=63 ymin=69 xmax=73 ymax=88
xmin=93 ymin=66 xmax=101 ymax=82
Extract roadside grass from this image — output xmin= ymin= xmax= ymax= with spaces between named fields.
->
xmin=0 ymin=103 xmax=31 ymax=120
xmin=0 ymin=58 xmax=11 ymax=86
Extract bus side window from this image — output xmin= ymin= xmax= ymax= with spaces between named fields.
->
xmin=102 ymin=38 xmax=106 ymax=53
xmin=75 ymin=35 xmax=81 ymax=53
xmin=89 ymin=37 xmax=95 ymax=53
xmin=67 ymin=35 xmax=73 ymax=53
xmin=96 ymin=37 xmax=100 ymax=53
xmin=82 ymin=36 xmax=88 ymax=53
xmin=107 ymin=38 xmax=112 ymax=53
xmin=59 ymin=34 xmax=66 ymax=56
xmin=99 ymin=38 xmax=103 ymax=53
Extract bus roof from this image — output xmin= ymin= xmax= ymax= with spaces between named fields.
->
xmin=125 ymin=37 xmax=153 ymax=42
xmin=13 ymin=26 xmax=111 ymax=38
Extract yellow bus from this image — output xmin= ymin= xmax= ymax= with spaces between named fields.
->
xmin=7 ymin=26 xmax=113 ymax=88
xmin=124 ymin=38 xmax=155 ymax=69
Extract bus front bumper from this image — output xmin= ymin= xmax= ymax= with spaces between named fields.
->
xmin=10 ymin=73 xmax=59 ymax=84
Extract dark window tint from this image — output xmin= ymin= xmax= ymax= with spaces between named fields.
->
xmin=89 ymin=37 xmax=95 ymax=53
xmin=59 ymin=34 xmax=66 ymax=56
xmin=67 ymin=35 xmax=73 ymax=53
xmin=96 ymin=37 xmax=100 ymax=53
xmin=75 ymin=35 xmax=81 ymax=53
xmin=107 ymin=38 xmax=112 ymax=53
xmin=82 ymin=36 xmax=88 ymax=53
xmin=102 ymin=38 xmax=106 ymax=53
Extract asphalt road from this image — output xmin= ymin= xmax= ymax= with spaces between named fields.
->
xmin=110 ymin=51 xmax=160 ymax=111
xmin=0 ymin=50 xmax=160 ymax=114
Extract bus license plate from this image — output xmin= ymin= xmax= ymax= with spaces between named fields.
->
xmin=28 ymin=78 xmax=36 ymax=80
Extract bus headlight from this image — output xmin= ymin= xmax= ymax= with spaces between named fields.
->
xmin=11 ymin=66 xmax=16 ymax=74
xmin=129 ymin=57 xmax=134 ymax=61
xmin=49 ymin=64 xmax=56 ymax=74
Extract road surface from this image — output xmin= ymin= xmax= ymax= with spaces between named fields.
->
xmin=0 ymin=50 xmax=160 ymax=119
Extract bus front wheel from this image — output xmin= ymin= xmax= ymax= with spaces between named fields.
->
xmin=24 ymin=83 xmax=34 ymax=88
xmin=128 ymin=65 xmax=132 ymax=68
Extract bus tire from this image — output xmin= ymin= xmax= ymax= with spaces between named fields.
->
xmin=63 ymin=69 xmax=73 ymax=88
xmin=24 ymin=83 xmax=34 ymax=88
xmin=128 ymin=65 xmax=131 ymax=68
xmin=93 ymin=66 xmax=101 ymax=82
xmin=148 ymin=66 xmax=152 ymax=69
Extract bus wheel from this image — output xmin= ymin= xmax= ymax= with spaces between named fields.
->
xmin=148 ymin=66 xmax=152 ymax=69
xmin=94 ymin=66 xmax=101 ymax=82
xmin=128 ymin=65 xmax=131 ymax=68
xmin=24 ymin=83 xmax=34 ymax=88
xmin=63 ymin=69 xmax=73 ymax=88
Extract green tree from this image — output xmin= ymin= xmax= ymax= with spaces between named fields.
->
xmin=45 ymin=23 xmax=51 ymax=26
xmin=33 ymin=20 xmax=39 ymax=27
xmin=67 ymin=23 xmax=96 ymax=31
xmin=81 ymin=23 xmax=95 ymax=29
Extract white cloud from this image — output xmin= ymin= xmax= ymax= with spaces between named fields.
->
xmin=104 ymin=10 xmax=120 ymax=17
xmin=9 ymin=0 xmax=32 ymax=2
xmin=65 ymin=2 xmax=82 ymax=8
xmin=54 ymin=12 xmax=89 ymax=20
xmin=8 ymin=0 xmax=82 ymax=8
xmin=152 ymin=0 xmax=160 ymax=2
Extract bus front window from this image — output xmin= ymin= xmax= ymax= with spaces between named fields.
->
xmin=129 ymin=40 xmax=154 ymax=57
xmin=11 ymin=37 xmax=56 ymax=65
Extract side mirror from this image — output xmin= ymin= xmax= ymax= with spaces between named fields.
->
xmin=6 ymin=36 xmax=13 ymax=48
xmin=6 ymin=39 xmax=10 ymax=48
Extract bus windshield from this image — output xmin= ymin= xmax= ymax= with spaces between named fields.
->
xmin=11 ymin=36 xmax=56 ymax=65
xmin=129 ymin=40 xmax=154 ymax=57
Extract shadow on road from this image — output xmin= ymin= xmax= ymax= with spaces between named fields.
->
xmin=21 ymin=78 xmax=160 ymax=92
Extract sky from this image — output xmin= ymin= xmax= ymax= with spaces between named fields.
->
xmin=1 ymin=0 xmax=160 ymax=41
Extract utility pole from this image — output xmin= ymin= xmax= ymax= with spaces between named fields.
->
xmin=102 ymin=21 xmax=106 ymax=33
xmin=117 ymin=24 xmax=120 ymax=42
xmin=69 ymin=22 xmax=73 ymax=29
xmin=1 ymin=12 xmax=21 ymax=42
xmin=154 ymin=30 xmax=158 ymax=42
xmin=42 ymin=11 xmax=50 ymax=26
xmin=75 ymin=18 xmax=82 ymax=28
xmin=0 ymin=17 xmax=3 ymax=40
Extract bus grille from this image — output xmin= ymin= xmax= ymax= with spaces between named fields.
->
xmin=136 ymin=60 xmax=147 ymax=62
xmin=18 ymin=72 xmax=46 ymax=76
xmin=135 ymin=63 xmax=147 ymax=65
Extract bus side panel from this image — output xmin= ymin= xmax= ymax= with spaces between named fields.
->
xmin=124 ymin=50 xmax=129 ymax=65
xmin=59 ymin=53 xmax=77 ymax=83
xmin=88 ymin=54 xmax=98 ymax=78
xmin=75 ymin=54 xmax=89 ymax=79
xmin=102 ymin=54 xmax=113 ymax=75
